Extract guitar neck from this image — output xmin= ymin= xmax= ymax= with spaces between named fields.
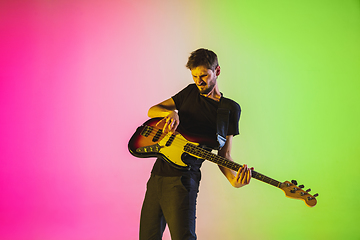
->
xmin=184 ymin=143 xmax=282 ymax=188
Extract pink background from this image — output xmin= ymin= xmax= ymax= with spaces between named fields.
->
xmin=0 ymin=1 xmax=182 ymax=239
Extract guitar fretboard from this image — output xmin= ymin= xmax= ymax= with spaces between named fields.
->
xmin=184 ymin=143 xmax=282 ymax=188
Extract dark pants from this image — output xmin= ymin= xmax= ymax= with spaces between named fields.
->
xmin=139 ymin=174 xmax=199 ymax=240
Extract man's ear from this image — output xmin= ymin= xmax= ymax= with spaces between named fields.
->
xmin=215 ymin=65 xmax=221 ymax=76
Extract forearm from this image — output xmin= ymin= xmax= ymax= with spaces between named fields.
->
xmin=218 ymin=153 xmax=237 ymax=185
xmin=148 ymin=98 xmax=177 ymax=118
xmin=218 ymin=136 xmax=251 ymax=188
xmin=148 ymin=105 xmax=176 ymax=118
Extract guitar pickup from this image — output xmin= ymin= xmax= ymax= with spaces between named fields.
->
xmin=165 ymin=134 xmax=176 ymax=146
xmin=140 ymin=125 xmax=153 ymax=137
xmin=152 ymin=129 xmax=163 ymax=142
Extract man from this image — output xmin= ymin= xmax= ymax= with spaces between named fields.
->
xmin=140 ymin=48 xmax=252 ymax=240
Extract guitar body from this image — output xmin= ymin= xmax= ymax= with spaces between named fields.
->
xmin=128 ymin=118 xmax=218 ymax=170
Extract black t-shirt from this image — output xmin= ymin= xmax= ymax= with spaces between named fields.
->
xmin=151 ymin=84 xmax=241 ymax=181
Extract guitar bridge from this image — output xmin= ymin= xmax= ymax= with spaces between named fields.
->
xmin=136 ymin=144 xmax=161 ymax=153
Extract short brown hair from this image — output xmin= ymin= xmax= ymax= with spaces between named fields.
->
xmin=186 ymin=48 xmax=219 ymax=71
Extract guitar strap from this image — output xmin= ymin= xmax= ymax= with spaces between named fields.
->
xmin=216 ymin=97 xmax=231 ymax=149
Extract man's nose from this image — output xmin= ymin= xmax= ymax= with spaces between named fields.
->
xmin=195 ymin=77 xmax=202 ymax=84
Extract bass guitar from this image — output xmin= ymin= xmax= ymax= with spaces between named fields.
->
xmin=128 ymin=118 xmax=318 ymax=207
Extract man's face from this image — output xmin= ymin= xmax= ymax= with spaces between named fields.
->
xmin=191 ymin=65 xmax=220 ymax=95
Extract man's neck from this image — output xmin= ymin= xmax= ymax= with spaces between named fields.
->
xmin=201 ymin=84 xmax=221 ymax=102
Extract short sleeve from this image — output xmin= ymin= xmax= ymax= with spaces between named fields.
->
xmin=171 ymin=84 xmax=196 ymax=110
xmin=222 ymin=97 xmax=241 ymax=136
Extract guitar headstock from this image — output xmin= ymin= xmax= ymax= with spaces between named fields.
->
xmin=280 ymin=180 xmax=318 ymax=207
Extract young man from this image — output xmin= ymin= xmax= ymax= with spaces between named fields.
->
xmin=140 ymin=48 xmax=252 ymax=240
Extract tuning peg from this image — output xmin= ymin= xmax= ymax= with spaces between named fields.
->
xmin=291 ymin=180 xmax=298 ymax=185
xmin=306 ymin=189 xmax=311 ymax=192
xmin=299 ymin=185 xmax=304 ymax=188
xmin=313 ymin=193 xmax=319 ymax=197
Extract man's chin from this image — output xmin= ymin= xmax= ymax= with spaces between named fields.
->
xmin=198 ymin=86 xmax=213 ymax=95
xmin=198 ymin=89 xmax=209 ymax=94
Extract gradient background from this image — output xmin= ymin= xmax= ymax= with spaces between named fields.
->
xmin=1 ymin=1 xmax=359 ymax=239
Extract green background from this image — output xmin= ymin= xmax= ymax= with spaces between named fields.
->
xmin=187 ymin=1 xmax=360 ymax=239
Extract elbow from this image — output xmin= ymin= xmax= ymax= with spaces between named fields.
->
xmin=218 ymin=150 xmax=231 ymax=160
xmin=148 ymin=105 xmax=157 ymax=118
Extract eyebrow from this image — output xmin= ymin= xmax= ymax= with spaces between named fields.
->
xmin=192 ymin=74 xmax=208 ymax=78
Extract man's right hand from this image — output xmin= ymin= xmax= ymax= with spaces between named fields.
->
xmin=156 ymin=111 xmax=179 ymax=133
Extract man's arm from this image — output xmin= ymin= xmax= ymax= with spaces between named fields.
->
xmin=218 ymin=135 xmax=252 ymax=188
xmin=148 ymin=98 xmax=180 ymax=133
